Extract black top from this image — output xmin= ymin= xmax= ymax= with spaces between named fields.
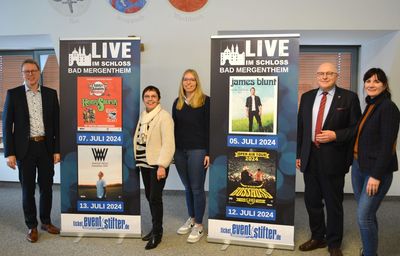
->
xmin=172 ymin=96 xmax=210 ymax=154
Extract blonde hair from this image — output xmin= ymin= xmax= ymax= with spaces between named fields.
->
xmin=176 ymin=69 xmax=206 ymax=110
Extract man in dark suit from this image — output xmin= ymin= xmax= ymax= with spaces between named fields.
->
xmin=245 ymin=87 xmax=263 ymax=132
xmin=296 ymin=63 xmax=361 ymax=256
xmin=2 ymin=59 xmax=60 ymax=243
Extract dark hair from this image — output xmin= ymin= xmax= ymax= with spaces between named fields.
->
xmin=250 ymin=87 xmax=255 ymax=91
xmin=21 ymin=59 xmax=40 ymax=71
xmin=142 ymin=85 xmax=161 ymax=100
xmin=363 ymin=68 xmax=391 ymax=98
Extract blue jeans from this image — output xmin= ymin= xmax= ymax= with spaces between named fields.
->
xmin=174 ymin=149 xmax=207 ymax=224
xmin=351 ymin=160 xmax=393 ymax=256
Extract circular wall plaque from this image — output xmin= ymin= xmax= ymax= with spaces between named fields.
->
xmin=109 ymin=0 xmax=147 ymax=14
xmin=48 ymin=0 xmax=91 ymax=17
xmin=168 ymin=0 xmax=207 ymax=12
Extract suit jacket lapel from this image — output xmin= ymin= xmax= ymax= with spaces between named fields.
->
xmin=19 ymin=85 xmax=30 ymax=120
xmin=306 ymin=89 xmax=318 ymax=124
xmin=300 ymin=89 xmax=318 ymax=137
xmin=41 ymin=87 xmax=49 ymax=126
xmin=323 ymin=86 xmax=340 ymax=128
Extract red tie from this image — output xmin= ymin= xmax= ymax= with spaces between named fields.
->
xmin=315 ymin=92 xmax=328 ymax=146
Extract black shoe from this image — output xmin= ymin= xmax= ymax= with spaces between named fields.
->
xmin=145 ymin=233 xmax=162 ymax=250
xmin=329 ymin=247 xmax=343 ymax=256
xmin=142 ymin=230 xmax=152 ymax=241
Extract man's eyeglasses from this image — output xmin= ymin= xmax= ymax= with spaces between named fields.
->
xmin=316 ymin=72 xmax=337 ymax=78
xmin=22 ymin=70 xmax=39 ymax=75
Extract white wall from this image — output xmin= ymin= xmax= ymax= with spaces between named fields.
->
xmin=1 ymin=0 xmax=399 ymax=195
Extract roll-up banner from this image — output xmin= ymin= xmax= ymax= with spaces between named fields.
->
xmin=59 ymin=38 xmax=141 ymax=237
xmin=208 ymin=34 xmax=299 ymax=249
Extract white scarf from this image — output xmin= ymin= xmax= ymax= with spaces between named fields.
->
xmin=137 ymin=104 xmax=162 ymax=144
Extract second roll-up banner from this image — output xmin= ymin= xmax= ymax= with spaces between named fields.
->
xmin=208 ymin=34 xmax=299 ymax=249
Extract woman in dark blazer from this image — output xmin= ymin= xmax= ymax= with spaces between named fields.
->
xmin=352 ymin=68 xmax=400 ymax=256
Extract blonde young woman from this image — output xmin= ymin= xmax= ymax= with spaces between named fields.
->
xmin=172 ymin=69 xmax=210 ymax=243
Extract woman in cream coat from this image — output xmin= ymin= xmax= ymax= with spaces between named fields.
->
xmin=133 ymin=85 xmax=175 ymax=250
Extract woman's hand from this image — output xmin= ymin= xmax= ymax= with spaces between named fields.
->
xmin=204 ymin=156 xmax=210 ymax=169
xmin=366 ymin=176 xmax=381 ymax=196
xmin=157 ymin=166 xmax=166 ymax=181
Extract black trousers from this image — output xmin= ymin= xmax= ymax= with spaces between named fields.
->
xmin=140 ymin=166 xmax=169 ymax=234
xmin=303 ymin=144 xmax=345 ymax=249
xmin=17 ymin=141 xmax=54 ymax=229
xmin=248 ymin=110 xmax=262 ymax=131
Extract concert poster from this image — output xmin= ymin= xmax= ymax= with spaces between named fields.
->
xmin=229 ymin=76 xmax=278 ymax=135
xmin=77 ymin=76 xmax=122 ymax=131
xmin=77 ymin=145 xmax=123 ymax=203
xmin=227 ymin=148 xmax=276 ymax=208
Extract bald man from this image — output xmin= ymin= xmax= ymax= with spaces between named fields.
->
xmin=296 ymin=63 xmax=361 ymax=256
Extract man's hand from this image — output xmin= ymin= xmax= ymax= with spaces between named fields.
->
xmin=6 ymin=155 xmax=17 ymax=170
xmin=296 ymin=159 xmax=301 ymax=170
xmin=315 ymin=130 xmax=336 ymax=144
xmin=204 ymin=156 xmax=210 ymax=169
xmin=54 ymin=153 xmax=61 ymax=164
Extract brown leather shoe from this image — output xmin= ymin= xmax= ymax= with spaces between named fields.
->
xmin=299 ymin=239 xmax=327 ymax=251
xmin=26 ymin=228 xmax=38 ymax=243
xmin=329 ymin=247 xmax=343 ymax=256
xmin=41 ymin=224 xmax=60 ymax=234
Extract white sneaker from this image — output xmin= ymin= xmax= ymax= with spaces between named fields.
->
xmin=177 ymin=217 xmax=194 ymax=235
xmin=187 ymin=225 xmax=204 ymax=243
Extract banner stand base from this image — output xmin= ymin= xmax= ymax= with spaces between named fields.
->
xmin=220 ymin=242 xmax=230 ymax=251
xmin=60 ymin=232 xmax=141 ymax=239
xmin=207 ymin=237 xmax=294 ymax=251
xmin=73 ymin=235 xmax=83 ymax=243
xmin=117 ymin=237 xmax=125 ymax=244
xmin=218 ymin=242 xmax=275 ymax=254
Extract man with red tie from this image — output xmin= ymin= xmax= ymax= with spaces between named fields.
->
xmin=296 ymin=63 xmax=361 ymax=256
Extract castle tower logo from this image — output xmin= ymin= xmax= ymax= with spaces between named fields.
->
xmin=220 ymin=44 xmax=245 ymax=66
xmin=69 ymin=46 xmax=92 ymax=66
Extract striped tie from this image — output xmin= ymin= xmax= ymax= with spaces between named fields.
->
xmin=314 ymin=92 xmax=328 ymax=147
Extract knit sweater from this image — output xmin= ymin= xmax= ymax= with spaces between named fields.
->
xmin=133 ymin=107 xmax=175 ymax=168
xmin=172 ymin=96 xmax=210 ymax=154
